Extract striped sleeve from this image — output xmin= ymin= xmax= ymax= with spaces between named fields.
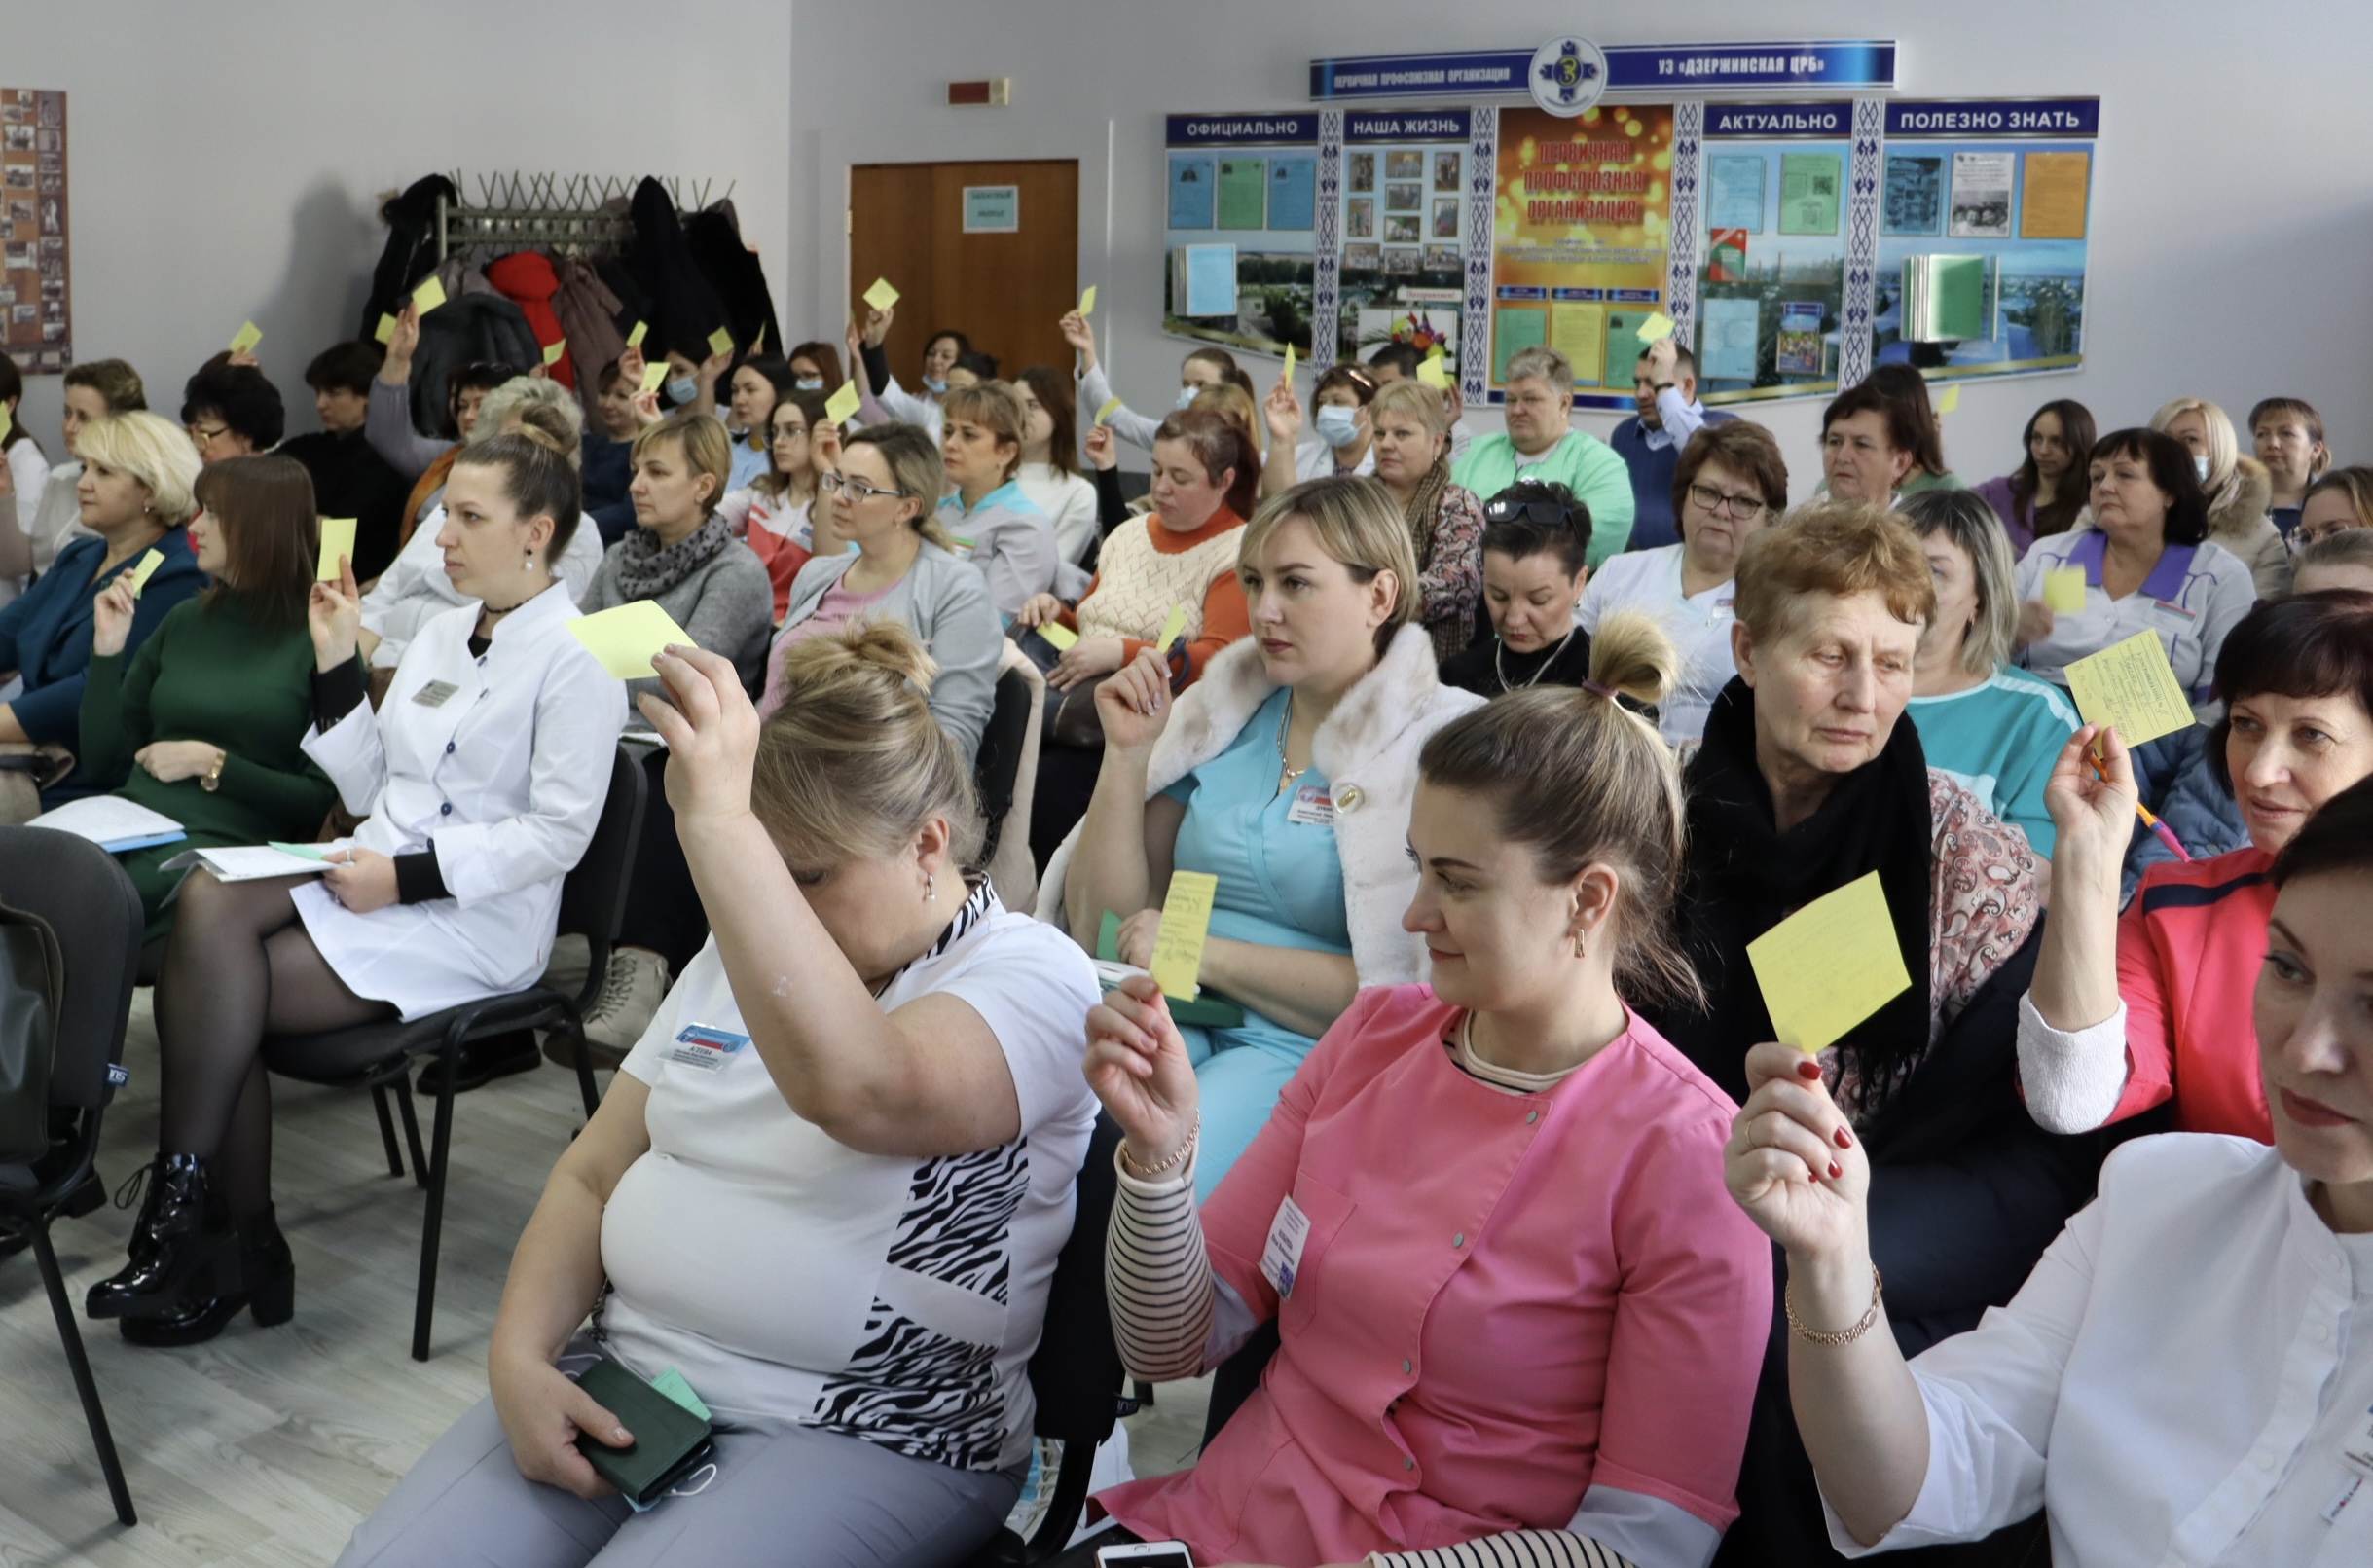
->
xmin=1105 ymin=1150 xmax=1220 ymax=1381
xmin=1370 ymin=1530 xmax=1640 ymax=1568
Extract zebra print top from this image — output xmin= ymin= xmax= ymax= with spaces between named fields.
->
xmin=598 ymin=879 xmax=1103 ymax=1471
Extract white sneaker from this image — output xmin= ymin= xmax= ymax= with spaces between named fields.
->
xmin=578 ymin=947 xmax=671 ymax=1060
xmin=540 ymin=932 xmax=592 ymax=998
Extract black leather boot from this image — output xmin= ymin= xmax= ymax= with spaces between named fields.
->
xmin=121 ymin=1204 xmax=295 ymax=1347
xmin=85 ymin=1153 xmax=232 ymax=1321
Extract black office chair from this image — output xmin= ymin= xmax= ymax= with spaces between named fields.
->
xmin=963 ymin=1114 xmax=1133 ymax=1567
xmin=973 ymin=664 xmax=1035 ymax=869
xmin=260 ymin=745 xmax=646 ymax=1362
xmin=0 ymin=827 xmax=144 ymax=1525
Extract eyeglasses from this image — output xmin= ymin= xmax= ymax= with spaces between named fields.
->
xmin=1686 ymin=482 xmax=1767 ymax=520
xmin=819 ymin=470 xmax=903 ymax=503
xmin=187 ymin=422 xmax=230 ymax=447
xmin=1483 ymin=495 xmax=1582 ymax=529
xmin=771 ymin=423 xmax=810 ymax=443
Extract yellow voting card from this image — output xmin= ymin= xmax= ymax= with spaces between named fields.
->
xmin=2043 ymin=565 xmax=2089 ymax=614
xmin=626 ymin=319 xmax=648 ymax=349
xmin=567 ymin=601 xmax=697 ymax=680
xmin=315 ymin=518 xmax=357 ymax=582
xmin=1078 ymin=284 xmax=1097 ymax=316
xmin=1156 ymin=603 xmax=1189 ymax=651
xmin=1281 ymin=342 xmax=1296 ymax=383
xmin=542 ymin=339 xmax=566 ymax=366
xmin=2064 ymin=629 xmax=2197 ymax=748
xmin=1094 ymin=395 xmax=1124 ymax=425
xmin=823 ymin=382 xmax=862 ymax=425
xmin=1037 ymin=622 xmax=1079 ymax=651
xmin=0 ymin=403 xmax=10 ymax=444
xmin=1638 ymin=312 xmax=1676 ymax=344
xmin=411 ymin=276 xmax=447 ymax=315
xmin=707 ymin=327 xmax=734 ymax=358
xmin=229 ymin=320 xmax=263 ymax=354
xmin=374 ymin=312 xmax=398 ymax=345
xmin=1936 ymin=383 xmax=1961 ymax=415
xmin=1746 ymin=871 xmax=1913 ymax=1053
xmin=128 ymin=549 xmax=165 ymax=598
xmin=1416 ymin=355 xmax=1451 ymax=389
xmin=639 ymin=359 xmax=670 ymax=396
xmin=1150 ymin=870 xmax=1220 ymax=1001
xmin=863 ymin=277 xmax=900 ymax=312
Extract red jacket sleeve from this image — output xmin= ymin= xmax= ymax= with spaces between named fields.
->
xmin=2107 ymin=892 xmax=2176 ymax=1122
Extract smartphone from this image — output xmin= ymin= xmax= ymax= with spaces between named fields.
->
xmin=1096 ymin=1543 xmax=1195 ymax=1568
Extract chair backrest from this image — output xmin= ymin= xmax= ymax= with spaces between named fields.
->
xmin=0 ymin=828 xmax=143 ymax=1111
xmin=1024 ymin=1112 xmax=1126 ymax=1447
xmin=972 ymin=664 xmax=1034 ymax=867
xmin=552 ymin=746 xmax=649 ymax=995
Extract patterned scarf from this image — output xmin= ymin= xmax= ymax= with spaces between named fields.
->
xmin=609 ymin=511 xmax=734 ymax=602
xmin=1399 ymin=452 xmax=1452 ymax=571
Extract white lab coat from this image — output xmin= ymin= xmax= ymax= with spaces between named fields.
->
xmin=294 ymin=583 xmax=626 ymax=1020
xmin=358 ymin=504 xmax=607 ymax=670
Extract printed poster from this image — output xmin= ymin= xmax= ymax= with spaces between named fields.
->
xmin=1489 ymin=103 xmax=1674 ymax=400
xmin=1949 ymin=151 xmax=2015 ymax=237
xmin=0 ymin=86 xmax=67 ymax=373
xmin=1883 ymin=155 xmax=1943 ymax=235
xmin=1778 ymin=153 xmax=1841 ymax=236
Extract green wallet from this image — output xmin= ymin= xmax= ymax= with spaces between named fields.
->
xmin=573 ymin=1356 xmax=716 ymax=1507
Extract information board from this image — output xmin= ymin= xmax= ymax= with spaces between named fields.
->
xmin=1332 ymin=109 xmax=1473 ymax=372
xmin=1163 ymin=114 xmax=1321 ymax=358
xmin=0 ymin=86 xmax=69 ymax=373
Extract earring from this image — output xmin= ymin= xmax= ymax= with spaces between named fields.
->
xmin=1572 ymin=930 xmax=1588 ymax=959
xmin=925 ymin=874 xmax=937 ymax=903
xmin=523 ymin=550 xmax=534 ymax=572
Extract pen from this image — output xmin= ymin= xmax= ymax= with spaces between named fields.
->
xmin=2087 ymin=733 xmax=2191 ymax=862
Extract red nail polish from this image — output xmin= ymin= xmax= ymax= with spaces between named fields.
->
xmin=1796 ymin=1058 xmax=1823 ymax=1080
xmin=1834 ymin=1126 xmax=1853 ymax=1149
xmin=1827 ymin=1159 xmax=1843 ymax=1180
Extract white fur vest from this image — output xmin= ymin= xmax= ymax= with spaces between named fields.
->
xmin=1036 ymin=624 xmax=1484 ymax=986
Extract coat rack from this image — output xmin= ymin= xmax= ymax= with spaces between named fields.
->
xmin=431 ymin=171 xmax=737 ymax=261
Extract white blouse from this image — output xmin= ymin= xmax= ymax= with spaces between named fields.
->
xmin=1576 ymin=544 xmax=1737 ymax=747
xmin=1829 ymin=1134 xmax=2373 ymax=1565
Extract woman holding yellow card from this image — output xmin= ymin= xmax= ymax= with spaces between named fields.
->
xmin=1645 ymin=502 xmax=2106 ymax=1565
xmin=77 ymin=456 xmax=337 ymax=938
xmin=2020 ymin=590 xmax=2373 ymax=1147
xmin=2012 ymin=427 xmax=2254 ymax=722
xmin=1046 ymin=476 xmax=1481 ymax=1196
xmin=1724 ymin=776 xmax=2373 ymax=1565
xmin=0 ymin=411 xmax=202 ymax=818
xmin=91 ymin=430 xmax=624 ymax=1344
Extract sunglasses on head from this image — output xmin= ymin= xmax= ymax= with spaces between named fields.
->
xmin=1483 ymin=495 xmax=1581 ymax=529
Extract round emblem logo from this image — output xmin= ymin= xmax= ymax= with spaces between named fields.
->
xmin=1528 ymin=36 xmax=1609 ymax=119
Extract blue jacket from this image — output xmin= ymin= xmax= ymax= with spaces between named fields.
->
xmin=2123 ymin=725 xmax=2249 ymax=904
xmin=0 ymin=529 xmax=203 ymax=781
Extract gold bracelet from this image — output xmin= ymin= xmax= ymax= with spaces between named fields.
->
xmin=1117 ymin=1114 xmax=1200 ymax=1181
xmin=1786 ymin=1264 xmax=1884 ymax=1346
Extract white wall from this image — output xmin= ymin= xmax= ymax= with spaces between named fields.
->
xmin=5 ymin=0 xmax=792 ymax=449
xmin=786 ymin=0 xmax=2373 ymax=501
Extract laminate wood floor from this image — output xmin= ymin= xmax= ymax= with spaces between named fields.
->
xmin=0 ymin=993 xmax=1211 ymax=1566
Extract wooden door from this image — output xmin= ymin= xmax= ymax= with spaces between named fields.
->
xmin=850 ymin=159 xmax=1077 ymax=389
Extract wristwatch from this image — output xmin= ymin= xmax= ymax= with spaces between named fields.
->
xmin=201 ymin=748 xmax=226 ymax=793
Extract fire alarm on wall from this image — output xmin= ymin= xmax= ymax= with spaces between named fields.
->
xmin=947 ymin=79 xmax=1012 ymax=106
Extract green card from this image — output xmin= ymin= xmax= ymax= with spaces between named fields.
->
xmin=1096 ymin=911 xmax=1121 ymax=964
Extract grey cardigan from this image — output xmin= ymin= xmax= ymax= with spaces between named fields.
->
xmin=581 ymin=534 xmax=777 ymax=726
xmin=777 ymin=542 xmax=1003 ymax=758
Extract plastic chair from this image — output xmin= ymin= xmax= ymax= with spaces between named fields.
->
xmin=259 ymin=745 xmax=646 ymax=1361
xmin=0 ymin=827 xmax=144 ymax=1525
xmin=963 ymin=1113 xmax=1132 ymax=1567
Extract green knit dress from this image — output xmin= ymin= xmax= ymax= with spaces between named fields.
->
xmin=78 ymin=592 xmax=340 ymax=940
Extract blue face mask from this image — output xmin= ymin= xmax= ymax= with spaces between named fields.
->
xmin=665 ymin=377 xmax=700 ymax=407
xmin=2193 ymin=454 xmax=2212 ymax=482
xmin=922 ymin=376 xmax=949 ymax=395
xmin=794 ymin=377 xmax=824 ymax=391
xmin=1174 ymin=385 xmax=1198 ymax=410
xmin=1314 ymin=405 xmax=1361 ymax=448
